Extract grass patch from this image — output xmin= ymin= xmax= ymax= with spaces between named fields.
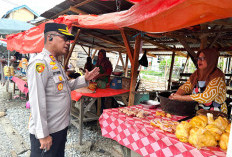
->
xmin=140 ymin=70 xmax=163 ymax=76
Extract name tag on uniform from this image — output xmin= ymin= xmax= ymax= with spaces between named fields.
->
xmin=53 ymin=71 xmax=61 ymax=75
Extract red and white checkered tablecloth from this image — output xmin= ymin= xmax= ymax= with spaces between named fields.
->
xmin=99 ymin=105 xmax=226 ymax=157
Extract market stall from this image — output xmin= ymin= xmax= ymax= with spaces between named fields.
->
xmin=99 ymin=105 xmax=228 ymax=157
xmin=4 ymin=0 xmax=232 ymax=155
xmin=71 ymin=88 xmax=129 ymax=145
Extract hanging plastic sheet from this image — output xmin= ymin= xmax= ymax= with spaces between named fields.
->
xmin=6 ymin=0 xmax=232 ymax=54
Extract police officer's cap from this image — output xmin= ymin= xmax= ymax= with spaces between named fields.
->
xmin=44 ymin=23 xmax=75 ymax=40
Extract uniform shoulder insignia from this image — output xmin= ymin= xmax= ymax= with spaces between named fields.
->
xmin=50 ymin=61 xmax=56 ymax=65
xmin=52 ymin=66 xmax=58 ymax=70
xmin=49 ymin=55 xmax=56 ymax=61
xmin=36 ymin=63 xmax=45 ymax=73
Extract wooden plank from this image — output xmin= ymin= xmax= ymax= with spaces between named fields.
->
xmin=64 ymin=29 xmax=81 ymax=70
xmin=168 ymin=51 xmax=175 ymax=90
xmin=120 ymin=28 xmax=133 ymax=62
xmin=69 ymin=6 xmax=87 ymax=15
xmin=128 ymin=35 xmax=141 ymax=106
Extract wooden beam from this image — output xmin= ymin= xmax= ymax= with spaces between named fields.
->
xmin=118 ymin=52 xmax=125 ymax=70
xmin=142 ymin=37 xmax=169 ymax=50
xmin=175 ymin=51 xmax=187 ymax=57
xmin=200 ymin=24 xmax=208 ymax=49
xmin=209 ymin=26 xmax=223 ymax=48
xmin=83 ymin=32 xmax=125 ymax=48
xmin=80 ymin=45 xmax=89 ymax=56
xmin=147 ymin=53 xmax=156 ymax=58
xmin=88 ymin=47 xmax=91 ymax=56
xmin=176 ymin=38 xmax=197 ymax=67
xmin=50 ymin=0 xmax=92 ymax=19
xmin=144 ymin=47 xmax=232 ymax=52
xmin=120 ymin=28 xmax=133 ymax=62
xmin=168 ymin=52 xmax=175 ymax=90
xmin=91 ymin=49 xmax=98 ymax=59
xmin=69 ymin=6 xmax=87 ymax=15
xmin=167 ymin=34 xmax=199 ymax=44
xmin=144 ymin=48 xmax=198 ymax=52
xmin=73 ymin=0 xmax=95 ymax=8
xmin=124 ymin=54 xmax=129 ymax=77
xmin=128 ymin=35 xmax=141 ymax=106
xmin=64 ymin=29 xmax=81 ymax=70
xmin=78 ymin=37 xmax=107 ymax=48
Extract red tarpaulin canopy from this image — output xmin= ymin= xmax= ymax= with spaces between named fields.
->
xmin=6 ymin=0 xmax=232 ymax=54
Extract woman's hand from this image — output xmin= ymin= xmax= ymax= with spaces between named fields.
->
xmin=169 ymin=93 xmax=193 ymax=101
xmin=169 ymin=93 xmax=180 ymax=99
xmin=169 ymin=93 xmax=182 ymax=100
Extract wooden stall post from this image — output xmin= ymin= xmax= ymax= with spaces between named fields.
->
xmin=64 ymin=29 xmax=81 ymax=71
xmin=119 ymin=52 xmax=125 ymax=70
xmin=200 ymin=24 xmax=208 ymax=50
xmin=128 ymin=35 xmax=141 ymax=106
xmin=168 ymin=51 xmax=176 ymax=90
xmin=124 ymin=54 xmax=129 ymax=77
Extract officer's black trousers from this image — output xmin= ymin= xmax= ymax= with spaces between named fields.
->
xmin=30 ymin=127 xmax=68 ymax=157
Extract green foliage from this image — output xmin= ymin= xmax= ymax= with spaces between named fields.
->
xmin=140 ymin=70 xmax=163 ymax=76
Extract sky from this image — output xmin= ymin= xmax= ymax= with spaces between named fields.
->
xmin=0 ymin=0 xmax=65 ymax=18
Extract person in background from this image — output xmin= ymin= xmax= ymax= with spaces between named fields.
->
xmin=84 ymin=56 xmax=94 ymax=72
xmin=94 ymin=49 xmax=112 ymax=88
xmin=169 ymin=48 xmax=227 ymax=114
xmin=27 ymin=23 xmax=99 ymax=157
xmin=0 ymin=57 xmax=6 ymax=85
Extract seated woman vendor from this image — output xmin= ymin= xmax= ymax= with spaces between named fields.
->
xmin=169 ymin=48 xmax=227 ymax=114
xmin=94 ymin=49 xmax=112 ymax=88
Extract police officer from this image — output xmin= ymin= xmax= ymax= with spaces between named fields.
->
xmin=27 ymin=23 xmax=99 ymax=157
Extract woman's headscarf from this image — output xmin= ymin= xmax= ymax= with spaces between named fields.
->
xmin=189 ymin=48 xmax=225 ymax=88
xmin=96 ymin=49 xmax=112 ymax=73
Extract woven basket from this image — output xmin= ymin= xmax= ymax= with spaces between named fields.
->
xmin=159 ymin=91 xmax=197 ymax=116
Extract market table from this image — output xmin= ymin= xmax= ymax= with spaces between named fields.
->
xmin=11 ymin=76 xmax=28 ymax=96
xmin=99 ymin=105 xmax=227 ymax=157
xmin=71 ymin=88 xmax=129 ymax=145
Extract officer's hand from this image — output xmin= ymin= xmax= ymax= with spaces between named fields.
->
xmin=39 ymin=135 xmax=52 ymax=151
xmin=85 ymin=67 xmax=100 ymax=81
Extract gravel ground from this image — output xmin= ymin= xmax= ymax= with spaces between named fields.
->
xmin=0 ymin=83 xmax=121 ymax=157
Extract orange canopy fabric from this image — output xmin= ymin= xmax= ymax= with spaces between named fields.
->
xmin=6 ymin=0 xmax=232 ymax=54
